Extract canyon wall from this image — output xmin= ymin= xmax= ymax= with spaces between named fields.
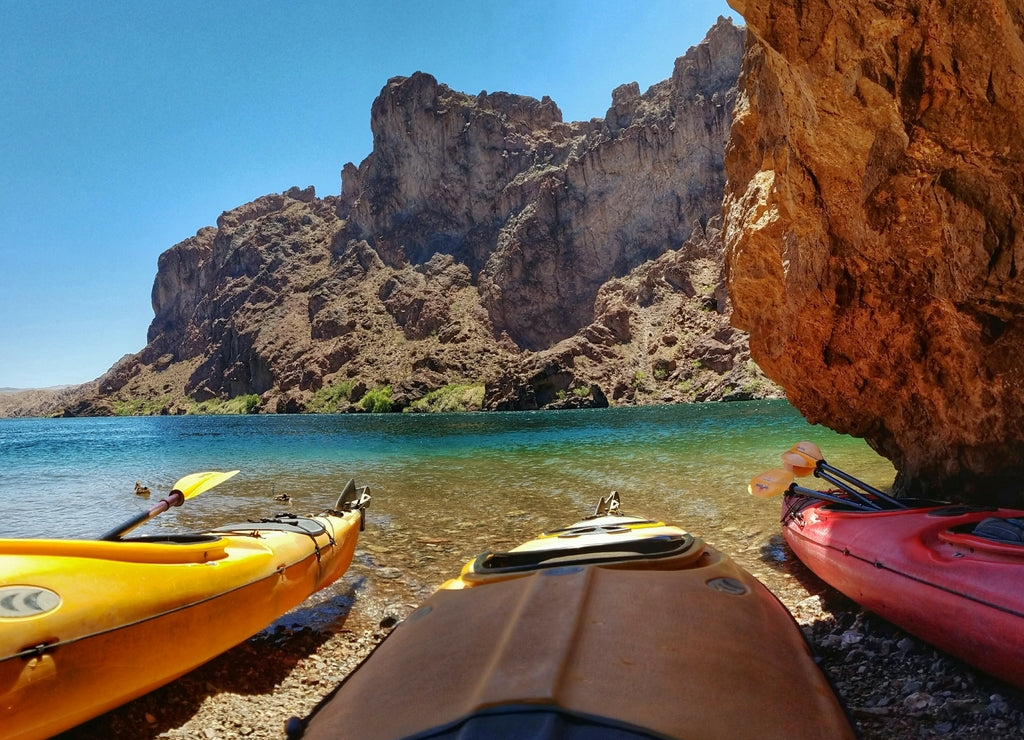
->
xmin=723 ymin=0 xmax=1024 ymax=500
xmin=36 ymin=17 xmax=778 ymax=419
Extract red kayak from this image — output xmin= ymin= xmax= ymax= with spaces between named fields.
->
xmin=782 ymin=494 xmax=1024 ymax=688
xmin=753 ymin=444 xmax=1024 ymax=689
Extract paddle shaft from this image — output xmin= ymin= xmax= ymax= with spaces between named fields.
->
xmin=785 ymin=444 xmax=906 ymax=510
xmin=791 ymin=483 xmax=877 ymax=512
xmin=100 ymin=491 xmax=184 ymax=541
xmin=817 ymin=461 xmax=907 ymax=509
xmin=810 ymin=468 xmax=885 ymax=509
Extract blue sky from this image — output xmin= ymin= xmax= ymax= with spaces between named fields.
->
xmin=0 ymin=0 xmax=739 ymax=389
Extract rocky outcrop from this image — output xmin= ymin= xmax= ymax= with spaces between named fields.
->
xmin=484 ymin=216 xmax=775 ymax=409
xmin=34 ymin=17 xmax=779 ymax=420
xmin=338 ymin=21 xmax=744 ymax=353
xmin=723 ymin=0 xmax=1024 ymax=500
xmin=0 ymin=383 xmax=102 ymax=418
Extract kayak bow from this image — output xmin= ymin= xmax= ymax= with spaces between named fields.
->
xmin=296 ymin=492 xmax=854 ymax=740
xmin=0 ymin=478 xmax=370 ymax=740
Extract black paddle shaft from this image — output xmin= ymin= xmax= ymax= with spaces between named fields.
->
xmin=100 ymin=491 xmax=185 ymax=541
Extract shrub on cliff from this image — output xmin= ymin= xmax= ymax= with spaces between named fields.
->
xmin=309 ymin=381 xmax=356 ymax=413
xmin=360 ymin=386 xmax=393 ymax=413
xmin=405 ymin=384 xmax=484 ymax=412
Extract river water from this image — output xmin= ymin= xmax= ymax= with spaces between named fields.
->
xmin=0 ymin=401 xmax=895 ymax=625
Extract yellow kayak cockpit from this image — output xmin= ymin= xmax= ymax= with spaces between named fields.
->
xmin=449 ymin=492 xmax=707 ymax=588
xmin=0 ymin=535 xmax=229 ymax=565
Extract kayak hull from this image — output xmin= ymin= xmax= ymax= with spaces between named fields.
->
xmin=1 ymin=508 xmax=364 ymax=740
xmin=300 ymin=508 xmax=855 ymax=739
xmin=782 ymin=495 xmax=1024 ymax=687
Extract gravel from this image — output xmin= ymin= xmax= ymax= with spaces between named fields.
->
xmin=794 ymin=590 xmax=1024 ymax=739
xmin=54 ymin=548 xmax=1024 ymax=740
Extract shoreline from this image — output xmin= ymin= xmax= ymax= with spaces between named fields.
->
xmin=55 ymin=545 xmax=1024 ymax=740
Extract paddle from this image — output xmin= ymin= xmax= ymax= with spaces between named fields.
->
xmin=784 ymin=442 xmax=906 ymax=509
xmin=748 ymin=468 xmax=877 ymax=511
xmin=100 ymin=470 xmax=240 ymax=541
xmin=748 ymin=468 xmax=798 ymax=498
xmin=782 ymin=448 xmax=879 ymax=509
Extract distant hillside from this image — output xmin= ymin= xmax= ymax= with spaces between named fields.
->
xmin=8 ymin=17 xmax=779 ymax=418
xmin=0 ymin=383 xmax=96 ymax=417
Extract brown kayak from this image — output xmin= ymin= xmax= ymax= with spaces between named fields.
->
xmin=292 ymin=492 xmax=854 ymax=739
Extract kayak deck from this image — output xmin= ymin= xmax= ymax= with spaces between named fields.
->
xmin=299 ymin=498 xmax=855 ymax=739
xmin=783 ymin=497 xmax=1024 ymax=687
xmin=1 ymin=484 xmax=370 ymax=740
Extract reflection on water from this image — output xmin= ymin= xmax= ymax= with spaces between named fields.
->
xmin=0 ymin=402 xmax=895 ymax=624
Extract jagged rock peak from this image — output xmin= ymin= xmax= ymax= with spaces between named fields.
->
xmin=374 ymin=72 xmax=565 ymax=129
xmin=23 ymin=18 xmax=781 ymax=420
xmin=673 ymin=16 xmax=747 ymax=98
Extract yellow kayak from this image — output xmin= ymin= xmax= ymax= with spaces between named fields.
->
xmin=0 ymin=479 xmax=370 ymax=740
xmin=296 ymin=492 xmax=854 ymax=739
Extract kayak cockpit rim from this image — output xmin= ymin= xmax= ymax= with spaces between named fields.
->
xmin=783 ymin=492 xmax=952 ymax=521
xmin=472 ymin=532 xmax=699 ymax=574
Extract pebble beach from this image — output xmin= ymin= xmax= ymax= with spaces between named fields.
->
xmin=53 ymin=536 xmax=1024 ymax=740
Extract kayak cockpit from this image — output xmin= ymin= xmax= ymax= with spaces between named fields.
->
xmin=937 ymin=516 xmax=1024 ymax=559
xmin=970 ymin=516 xmax=1024 ymax=543
xmin=457 ymin=491 xmax=708 ymax=581
xmin=472 ymin=532 xmax=698 ymax=574
xmin=382 ymin=704 xmax=673 ymax=739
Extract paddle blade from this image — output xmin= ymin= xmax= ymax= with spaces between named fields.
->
xmin=790 ymin=441 xmax=824 ymax=462
xmin=749 ymin=468 xmax=796 ymax=498
xmin=100 ymin=470 xmax=240 ymax=541
xmin=781 ymin=450 xmax=817 ymax=477
xmin=171 ymin=470 xmax=240 ymax=500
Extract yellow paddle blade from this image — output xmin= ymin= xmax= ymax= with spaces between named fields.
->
xmin=781 ymin=450 xmax=817 ymax=477
xmin=790 ymin=440 xmax=824 ymax=461
xmin=171 ymin=470 xmax=240 ymax=500
xmin=749 ymin=468 xmax=795 ymax=498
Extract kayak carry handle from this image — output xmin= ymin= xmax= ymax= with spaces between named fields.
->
xmin=334 ymin=479 xmax=371 ymax=531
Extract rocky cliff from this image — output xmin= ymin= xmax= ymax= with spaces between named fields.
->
xmin=723 ymin=0 xmax=1024 ymax=500
xmin=34 ymin=17 xmax=778 ymax=419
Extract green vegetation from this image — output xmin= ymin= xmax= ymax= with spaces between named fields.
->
xmin=309 ymin=380 xmax=357 ymax=413
xmin=360 ymin=385 xmax=393 ymax=413
xmin=111 ymin=392 xmax=261 ymax=416
xmin=112 ymin=396 xmax=174 ymax=416
xmin=193 ymin=394 xmax=261 ymax=415
xmin=406 ymin=384 xmax=484 ymax=413
xmin=739 ymin=360 xmax=767 ymax=397
xmin=555 ymin=386 xmax=595 ymax=403
xmin=653 ymin=367 xmax=669 ymax=381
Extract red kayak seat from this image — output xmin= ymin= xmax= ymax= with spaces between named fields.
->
xmin=971 ymin=517 xmax=1024 ymax=544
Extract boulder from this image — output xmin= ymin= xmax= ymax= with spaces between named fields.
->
xmin=724 ymin=0 xmax=1024 ymax=501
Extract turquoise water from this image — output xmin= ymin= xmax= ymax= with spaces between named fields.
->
xmin=0 ymin=401 xmax=893 ymax=546
xmin=0 ymin=401 xmax=899 ymax=621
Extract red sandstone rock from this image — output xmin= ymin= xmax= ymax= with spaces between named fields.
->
xmin=724 ymin=0 xmax=1024 ymax=499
